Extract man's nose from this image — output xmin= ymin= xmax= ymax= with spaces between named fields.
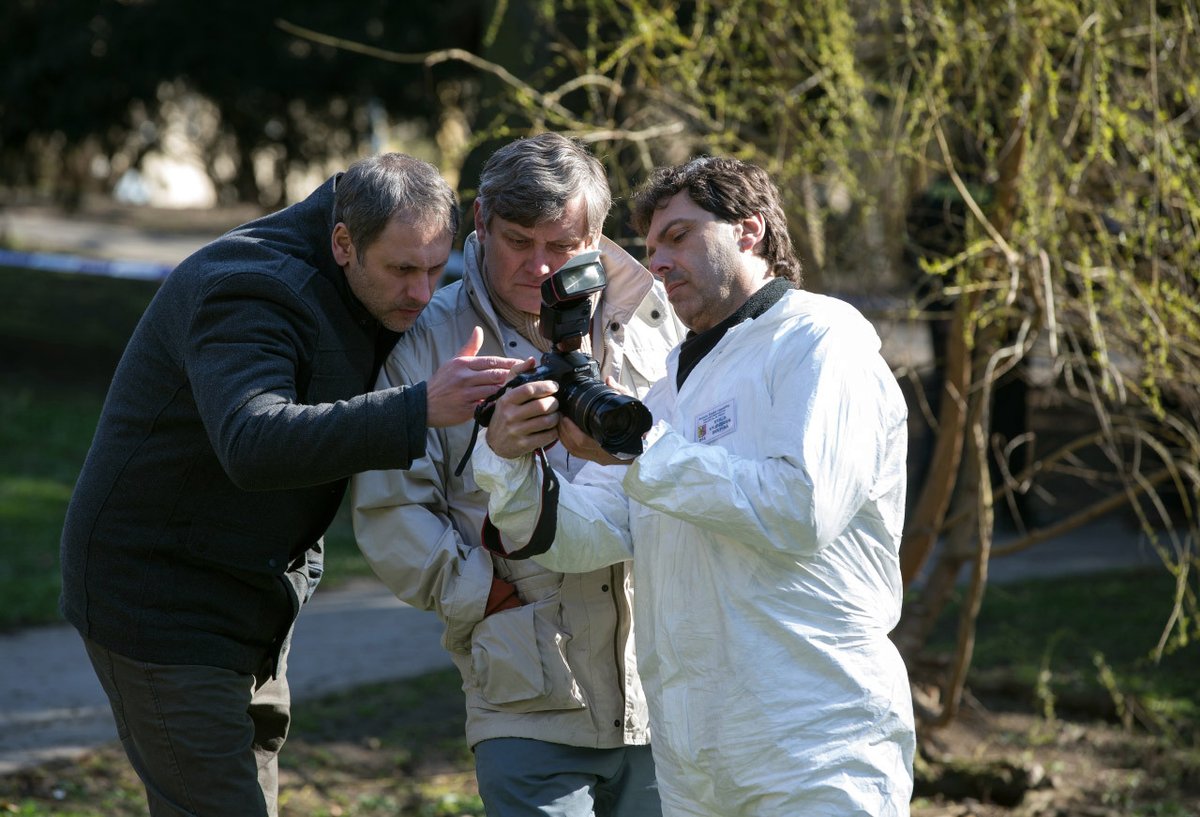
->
xmin=648 ymin=249 xmax=671 ymax=278
xmin=407 ymin=274 xmax=434 ymax=305
xmin=527 ymin=246 xmax=553 ymax=278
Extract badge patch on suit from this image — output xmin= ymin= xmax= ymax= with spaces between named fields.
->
xmin=695 ymin=400 xmax=736 ymax=444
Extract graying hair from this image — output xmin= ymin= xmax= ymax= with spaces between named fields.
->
xmin=334 ymin=153 xmax=459 ymax=258
xmin=477 ymin=133 xmax=611 ymax=238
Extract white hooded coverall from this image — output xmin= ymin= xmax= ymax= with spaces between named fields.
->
xmin=473 ymin=289 xmax=917 ymax=816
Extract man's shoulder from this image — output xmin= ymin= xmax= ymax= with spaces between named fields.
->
xmin=766 ymin=290 xmax=883 ymax=361
xmin=173 ymin=224 xmax=324 ymax=292
xmin=165 ymin=248 xmax=330 ymax=327
xmin=172 ymin=183 xmax=336 ymax=295
xmin=776 ymin=289 xmax=871 ymax=330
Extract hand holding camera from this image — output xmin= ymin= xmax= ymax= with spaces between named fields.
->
xmin=455 ymin=251 xmax=652 ymax=474
xmin=482 ymin=358 xmax=563 ymax=459
xmin=556 ymin=412 xmax=636 ymax=466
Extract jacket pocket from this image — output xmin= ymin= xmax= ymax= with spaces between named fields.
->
xmin=469 ymin=598 xmax=586 ymax=713
xmin=185 ymin=519 xmax=290 ymax=576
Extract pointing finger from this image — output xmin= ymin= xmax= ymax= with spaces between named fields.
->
xmin=455 ymin=326 xmax=485 ymax=358
xmin=470 ymin=355 xmax=525 ymax=371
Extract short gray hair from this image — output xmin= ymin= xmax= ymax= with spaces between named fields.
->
xmin=477 ymin=133 xmax=611 ymax=238
xmin=334 ymin=153 xmax=459 ymax=258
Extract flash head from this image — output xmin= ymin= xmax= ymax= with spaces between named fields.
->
xmin=541 ymin=249 xmax=606 ymax=307
xmin=539 ymin=250 xmax=606 ymax=347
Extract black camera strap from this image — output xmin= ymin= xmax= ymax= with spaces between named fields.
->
xmin=454 ymin=394 xmax=502 ymax=477
xmin=454 ymin=419 xmax=484 ymax=477
xmin=480 ymin=449 xmax=560 ymax=560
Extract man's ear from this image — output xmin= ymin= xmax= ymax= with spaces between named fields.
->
xmin=331 ymin=223 xmax=354 ymax=266
xmin=473 ymin=199 xmax=487 ymax=239
xmin=736 ymin=213 xmax=767 ymax=252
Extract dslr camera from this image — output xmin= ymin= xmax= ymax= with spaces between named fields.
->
xmin=475 ymin=250 xmax=652 ymax=458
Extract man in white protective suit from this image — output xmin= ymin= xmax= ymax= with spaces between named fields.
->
xmin=469 ymin=156 xmax=916 ymax=816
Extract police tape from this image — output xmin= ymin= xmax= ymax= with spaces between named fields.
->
xmin=0 ymin=248 xmax=173 ymax=281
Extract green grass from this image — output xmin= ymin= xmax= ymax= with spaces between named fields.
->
xmin=0 ymin=265 xmax=159 ymax=357
xmin=0 ymin=668 xmax=483 ymax=817
xmin=0 ymin=377 xmax=104 ymax=627
xmin=0 ymin=264 xmax=161 ymax=354
xmin=0 ymin=262 xmax=159 ymax=628
xmin=926 ymin=568 xmax=1200 ymax=737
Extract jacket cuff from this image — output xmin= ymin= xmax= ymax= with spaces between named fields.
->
xmin=472 ymin=431 xmax=543 ymax=545
xmin=363 ymin=381 xmax=428 ymax=469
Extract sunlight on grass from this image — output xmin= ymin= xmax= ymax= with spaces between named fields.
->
xmin=0 ymin=476 xmax=74 ymax=518
xmin=0 ymin=376 xmax=101 ymax=629
xmin=926 ymin=567 xmax=1200 ymax=737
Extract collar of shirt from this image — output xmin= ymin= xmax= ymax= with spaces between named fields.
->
xmin=676 ymin=277 xmax=794 ymax=389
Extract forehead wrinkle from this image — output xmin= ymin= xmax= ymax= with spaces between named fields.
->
xmin=498 ymin=217 xmax=585 ymax=245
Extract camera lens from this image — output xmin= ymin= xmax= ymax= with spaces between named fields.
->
xmin=561 ymin=381 xmax=653 ymax=456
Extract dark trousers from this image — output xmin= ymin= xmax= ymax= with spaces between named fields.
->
xmin=82 ymin=635 xmax=290 ymax=817
xmin=474 ymin=738 xmax=661 ymax=817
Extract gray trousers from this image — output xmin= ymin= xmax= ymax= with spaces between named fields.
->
xmin=474 ymin=738 xmax=661 ymax=817
xmin=82 ymin=635 xmax=290 ymax=817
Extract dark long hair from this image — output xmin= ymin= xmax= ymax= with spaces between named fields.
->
xmin=630 ymin=156 xmax=801 ymax=284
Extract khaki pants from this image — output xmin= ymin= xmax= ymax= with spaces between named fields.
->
xmin=83 ymin=636 xmax=290 ymax=817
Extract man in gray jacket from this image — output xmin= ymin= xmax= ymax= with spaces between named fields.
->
xmin=60 ymin=153 xmax=521 ymax=817
xmin=352 ymin=133 xmax=682 ymax=816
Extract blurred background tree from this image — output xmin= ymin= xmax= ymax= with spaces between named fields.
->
xmin=0 ymin=0 xmax=482 ymax=207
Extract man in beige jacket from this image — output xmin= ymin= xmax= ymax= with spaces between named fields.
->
xmin=352 ymin=133 xmax=683 ymax=816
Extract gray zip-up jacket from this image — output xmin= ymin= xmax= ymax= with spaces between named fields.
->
xmin=352 ymin=233 xmax=682 ymax=748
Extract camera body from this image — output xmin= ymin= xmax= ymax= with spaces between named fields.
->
xmin=502 ymin=348 xmax=604 ymax=395
xmin=476 ymin=250 xmax=652 ymax=457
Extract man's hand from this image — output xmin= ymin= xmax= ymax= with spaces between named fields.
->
xmin=557 ymin=376 xmax=638 ymax=466
xmin=425 ymin=327 xmax=522 ymax=428
xmin=485 ymin=359 xmax=561 ymax=458
xmin=556 ymin=416 xmax=629 ymax=465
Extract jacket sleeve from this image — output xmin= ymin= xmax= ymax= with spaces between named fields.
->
xmin=471 ymin=435 xmax=635 ymax=573
xmin=622 ymin=321 xmax=907 ymax=557
xmin=351 ymin=352 xmax=492 ymax=653
xmin=187 ymin=271 xmax=426 ymax=489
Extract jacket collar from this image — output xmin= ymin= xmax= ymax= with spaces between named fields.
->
xmin=460 ymin=233 xmax=509 ymax=341
xmin=676 ymin=277 xmax=793 ymax=388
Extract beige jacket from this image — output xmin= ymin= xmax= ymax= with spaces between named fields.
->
xmin=352 ymin=233 xmax=683 ymax=749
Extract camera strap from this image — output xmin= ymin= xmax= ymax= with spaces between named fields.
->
xmin=480 ymin=449 xmax=560 ymax=560
xmin=454 ymin=419 xmax=485 ymax=477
